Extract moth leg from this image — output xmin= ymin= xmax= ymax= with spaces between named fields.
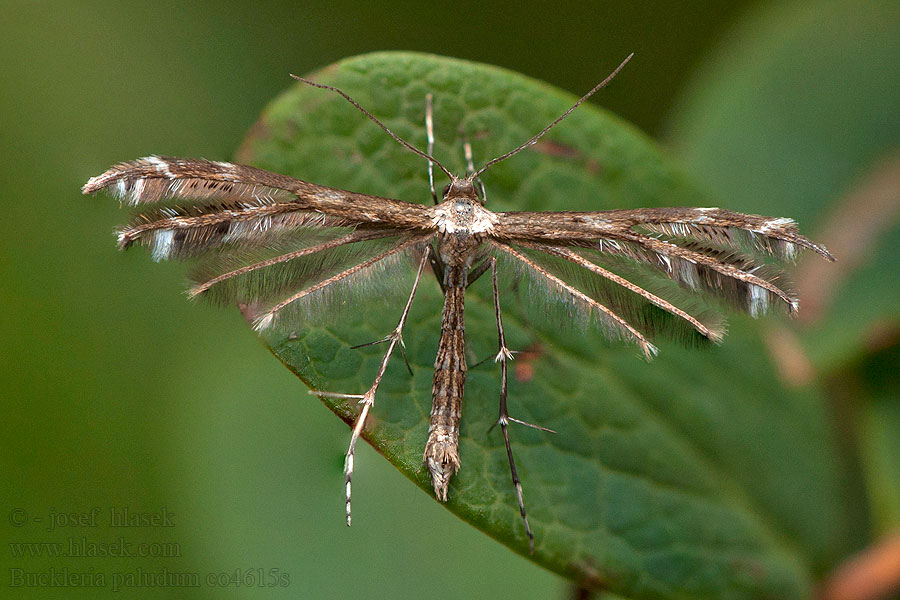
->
xmin=310 ymin=245 xmax=432 ymax=527
xmin=425 ymin=93 xmax=438 ymax=205
xmin=465 ymin=256 xmax=491 ymax=289
xmin=462 ymin=254 xmax=508 ymax=367
xmin=463 ymin=134 xmax=487 ymax=203
xmin=423 ymin=98 xmax=447 ymax=293
xmin=489 ymin=257 xmax=555 ymax=554
xmin=428 ymin=242 xmax=446 ymax=294
xmin=461 ymin=253 xmax=501 ymax=367
xmin=349 ymin=336 xmax=413 ymax=377
xmin=470 ymin=349 xmax=515 ymax=370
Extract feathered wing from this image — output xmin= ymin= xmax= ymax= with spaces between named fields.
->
xmin=490 ymin=206 xmax=834 ymax=349
xmin=248 ymin=234 xmax=434 ymax=331
xmin=82 ymin=156 xmax=301 ymax=207
xmin=489 ymin=240 xmax=660 ymax=358
xmin=82 ymin=156 xmax=431 ymax=222
xmin=493 ymin=207 xmax=834 ymax=261
xmin=83 ymin=156 xmax=437 ymax=329
xmin=510 ymin=241 xmax=726 ymax=344
xmin=83 ymin=156 xmax=432 ymax=250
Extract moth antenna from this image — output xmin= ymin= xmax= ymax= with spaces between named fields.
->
xmin=473 ymin=53 xmax=634 ymax=178
xmin=290 ymin=74 xmax=455 ymax=180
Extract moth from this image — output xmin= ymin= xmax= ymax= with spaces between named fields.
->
xmin=82 ymin=54 xmax=834 ymax=553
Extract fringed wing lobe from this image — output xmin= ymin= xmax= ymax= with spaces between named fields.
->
xmin=515 ymin=241 xmax=726 ymax=345
xmin=632 ymin=209 xmax=832 ymax=262
xmin=491 ymin=206 xmax=834 ymax=321
xmin=189 ymin=232 xmax=406 ymax=305
xmin=490 ymin=240 xmax=658 ymax=358
xmin=84 ymin=157 xmax=437 ymax=262
xmin=84 ymin=156 xmax=440 ymax=334
xmin=251 ymin=235 xmax=433 ymax=332
xmin=82 ymin=156 xmax=301 ymax=206
xmin=118 ymin=204 xmax=358 ymax=259
xmin=493 ymin=207 xmax=835 ymax=262
xmin=590 ymin=235 xmax=798 ymax=317
xmin=83 ymin=156 xmax=434 ymax=229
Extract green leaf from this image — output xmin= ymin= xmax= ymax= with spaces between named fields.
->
xmin=237 ymin=52 xmax=865 ymax=599
xmin=853 ymin=342 xmax=900 ymax=534
xmin=665 ymin=0 xmax=900 ymax=372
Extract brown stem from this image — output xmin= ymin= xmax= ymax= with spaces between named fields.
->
xmin=819 ymin=531 xmax=900 ymax=600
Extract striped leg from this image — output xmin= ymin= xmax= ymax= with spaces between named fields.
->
xmin=310 ymin=245 xmax=432 ymax=526
xmin=490 ymin=257 xmax=555 ymax=554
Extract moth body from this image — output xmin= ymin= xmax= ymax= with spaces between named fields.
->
xmin=425 ymin=178 xmax=490 ymax=499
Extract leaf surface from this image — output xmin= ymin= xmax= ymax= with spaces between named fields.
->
xmin=238 ymin=52 xmax=865 ymax=599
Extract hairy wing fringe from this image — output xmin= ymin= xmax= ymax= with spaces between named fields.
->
xmin=490 ymin=241 xmax=657 ymax=358
xmin=253 ymin=237 xmax=431 ymax=331
xmin=191 ymin=235 xmax=404 ymax=306
xmin=493 ymin=208 xmax=834 ymax=263
xmin=82 ymin=156 xmax=299 ymax=206
xmin=636 ymin=221 xmax=809 ymax=262
xmin=583 ymin=236 xmax=798 ymax=317
xmin=631 ymin=209 xmax=834 ymax=261
xmin=516 ymin=244 xmax=725 ymax=347
xmin=118 ymin=203 xmax=358 ymax=260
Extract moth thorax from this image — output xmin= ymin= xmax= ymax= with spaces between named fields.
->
xmin=451 ymin=199 xmax=476 ymax=223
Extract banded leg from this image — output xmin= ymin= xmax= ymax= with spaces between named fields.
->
xmin=490 ymin=257 xmax=555 ymax=554
xmin=425 ymin=93 xmax=438 ymax=204
xmin=424 ymin=93 xmax=449 ymax=295
xmin=310 ymin=245 xmax=432 ymax=526
xmin=463 ymin=134 xmax=487 ymax=202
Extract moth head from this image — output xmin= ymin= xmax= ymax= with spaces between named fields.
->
xmin=443 ymin=178 xmax=481 ymax=204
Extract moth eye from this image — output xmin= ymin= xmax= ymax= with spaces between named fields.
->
xmin=442 ymin=184 xmax=451 ymax=198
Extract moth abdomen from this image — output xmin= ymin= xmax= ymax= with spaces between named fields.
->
xmin=425 ymin=270 xmax=466 ymax=500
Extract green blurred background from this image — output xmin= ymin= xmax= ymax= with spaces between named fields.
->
xmin=2 ymin=1 xmax=897 ymax=599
